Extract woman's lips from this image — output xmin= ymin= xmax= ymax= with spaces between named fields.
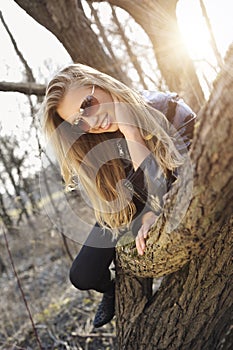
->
xmin=101 ymin=113 xmax=110 ymax=129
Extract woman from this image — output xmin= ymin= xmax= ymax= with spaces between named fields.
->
xmin=42 ymin=64 xmax=195 ymax=327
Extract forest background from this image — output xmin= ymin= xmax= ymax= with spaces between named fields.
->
xmin=0 ymin=0 xmax=232 ymax=349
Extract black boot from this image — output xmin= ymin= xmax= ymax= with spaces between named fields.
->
xmin=93 ymin=288 xmax=115 ymax=328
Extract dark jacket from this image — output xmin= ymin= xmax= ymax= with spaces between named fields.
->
xmin=122 ymin=91 xmax=196 ymax=235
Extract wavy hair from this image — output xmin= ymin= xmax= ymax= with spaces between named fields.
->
xmin=42 ymin=64 xmax=183 ymax=232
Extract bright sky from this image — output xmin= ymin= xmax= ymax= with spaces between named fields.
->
xmin=0 ymin=0 xmax=232 ymax=138
xmin=177 ymin=0 xmax=232 ymax=58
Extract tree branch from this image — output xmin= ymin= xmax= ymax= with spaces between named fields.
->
xmin=92 ymin=0 xmax=205 ymax=110
xmin=0 ymin=10 xmax=35 ymax=82
xmin=14 ymin=0 xmax=131 ymax=84
xmin=0 ymin=81 xmax=46 ymax=96
xmin=199 ymin=0 xmax=224 ymax=68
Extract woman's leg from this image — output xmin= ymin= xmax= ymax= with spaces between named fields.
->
xmin=69 ymin=222 xmax=116 ymax=293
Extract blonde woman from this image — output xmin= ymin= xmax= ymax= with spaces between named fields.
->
xmin=42 ymin=64 xmax=195 ymax=327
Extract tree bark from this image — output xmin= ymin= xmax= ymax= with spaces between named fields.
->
xmin=116 ymin=219 xmax=233 ymax=349
xmin=14 ymin=0 xmax=131 ymax=85
xmin=96 ymin=0 xmax=205 ymax=111
xmin=115 ymin=45 xmax=233 ymax=349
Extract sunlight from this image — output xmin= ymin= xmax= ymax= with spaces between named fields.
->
xmin=180 ymin=21 xmax=212 ymax=60
xmin=177 ymin=1 xmax=214 ymax=61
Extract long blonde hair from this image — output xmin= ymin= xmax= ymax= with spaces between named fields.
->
xmin=42 ymin=64 xmax=183 ymax=232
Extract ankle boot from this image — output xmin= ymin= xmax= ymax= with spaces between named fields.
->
xmin=93 ymin=288 xmax=115 ymax=328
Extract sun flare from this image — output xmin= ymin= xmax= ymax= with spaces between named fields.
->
xmin=177 ymin=1 xmax=213 ymax=61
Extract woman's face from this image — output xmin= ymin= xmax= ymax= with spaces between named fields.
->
xmin=57 ymin=85 xmax=118 ymax=134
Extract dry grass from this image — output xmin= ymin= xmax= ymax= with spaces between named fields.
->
xmin=0 ymin=208 xmax=117 ymax=349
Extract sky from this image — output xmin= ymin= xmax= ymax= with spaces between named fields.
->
xmin=0 ymin=0 xmax=232 ymax=138
xmin=177 ymin=0 xmax=232 ymax=58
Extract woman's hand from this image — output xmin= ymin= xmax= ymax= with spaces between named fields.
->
xmin=135 ymin=211 xmax=158 ymax=255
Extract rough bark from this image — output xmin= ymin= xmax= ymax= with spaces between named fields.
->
xmin=13 ymin=0 xmax=130 ymax=85
xmin=115 ymin=45 xmax=233 ymax=349
xmin=96 ymin=0 xmax=205 ymax=111
xmin=116 ymin=218 xmax=233 ymax=349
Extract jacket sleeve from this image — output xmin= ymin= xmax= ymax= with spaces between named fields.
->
xmin=141 ymin=90 xmax=196 ymax=152
xmin=130 ymin=91 xmax=196 ymax=236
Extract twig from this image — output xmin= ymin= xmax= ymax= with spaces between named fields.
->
xmin=88 ymin=2 xmax=117 ymax=63
xmin=110 ymin=4 xmax=148 ymax=90
xmin=71 ymin=331 xmax=116 ymax=338
xmin=0 ymin=10 xmax=34 ymax=82
xmin=199 ymin=0 xmax=223 ymax=68
xmin=47 ymin=329 xmax=71 ymax=349
xmin=0 ymin=341 xmax=28 ymax=350
xmin=1 ymin=224 xmax=43 ymax=350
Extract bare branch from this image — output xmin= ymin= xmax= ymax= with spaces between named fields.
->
xmin=110 ymin=4 xmax=148 ymax=89
xmin=0 ymin=81 xmax=46 ymax=96
xmin=199 ymin=0 xmax=224 ymax=68
xmin=93 ymin=0 xmax=205 ymax=109
xmin=0 ymin=10 xmax=35 ymax=82
xmin=14 ymin=0 xmax=131 ymax=84
xmin=88 ymin=2 xmax=117 ymax=62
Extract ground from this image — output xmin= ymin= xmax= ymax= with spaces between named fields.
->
xmin=0 ymin=192 xmax=117 ymax=350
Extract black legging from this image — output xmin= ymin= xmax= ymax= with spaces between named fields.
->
xmin=69 ymin=222 xmax=117 ymax=294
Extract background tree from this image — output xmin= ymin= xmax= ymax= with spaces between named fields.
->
xmin=0 ymin=1 xmax=232 ymax=349
xmin=0 ymin=135 xmax=31 ymax=223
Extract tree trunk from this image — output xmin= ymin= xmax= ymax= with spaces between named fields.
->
xmin=99 ymin=0 xmax=205 ymax=111
xmin=116 ymin=219 xmax=232 ymax=349
xmin=115 ymin=45 xmax=233 ymax=349
xmin=14 ymin=0 xmax=131 ymax=85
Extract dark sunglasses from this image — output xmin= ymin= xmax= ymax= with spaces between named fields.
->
xmin=72 ymin=85 xmax=100 ymax=132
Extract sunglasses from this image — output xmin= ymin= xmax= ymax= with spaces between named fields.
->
xmin=72 ymin=85 xmax=100 ymax=132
